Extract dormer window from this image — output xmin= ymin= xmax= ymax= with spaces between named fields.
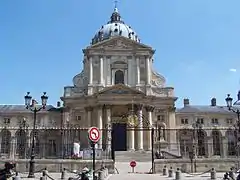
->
xmin=181 ymin=118 xmax=188 ymax=124
xmin=3 ymin=118 xmax=10 ymax=124
xmin=211 ymin=118 xmax=218 ymax=125
xmin=114 ymin=28 xmax=118 ymax=32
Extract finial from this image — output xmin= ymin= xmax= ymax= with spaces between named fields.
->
xmin=114 ymin=0 xmax=118 ymax=9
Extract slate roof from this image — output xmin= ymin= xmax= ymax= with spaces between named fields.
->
xmin=176 ymin=105 xmax=240 ymax=114
xmin=0 ymin=105 xmax=56 ymax=113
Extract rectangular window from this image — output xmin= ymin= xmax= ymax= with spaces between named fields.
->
xmin=181 ymin=118 xmax=188 ymax=124
xmin=226 ymin=118 xmax=233 ymax=124
xmin=197 ymin=118 xmax=204 ymax=124
xmin=3 ymin=118 xmax=10 ymax=124
xmin=76 ymin=116 xmax=81 ymax=121
xmin=211 ymin=118 xmax=218 ymax=124
xmin=157 ymin=115 xmax=164 ymax=122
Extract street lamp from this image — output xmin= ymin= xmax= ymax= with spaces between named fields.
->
xmin=192 ymin=120 xmax=202 ymax=173
xmin=24 ymin=92 xmax=48 ymax=178
xmin=225 ymin=94 xmax=240 ymax=168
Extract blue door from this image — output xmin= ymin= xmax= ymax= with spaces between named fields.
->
xmin=112 ymin=123 xmax=127 ymax=151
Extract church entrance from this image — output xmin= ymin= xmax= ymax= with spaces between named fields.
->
xmin=112 ymin=123 xmax=127 ymax=151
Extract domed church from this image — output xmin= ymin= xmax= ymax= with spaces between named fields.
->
xmin=62 ymin=5 xmax=178 ymax=153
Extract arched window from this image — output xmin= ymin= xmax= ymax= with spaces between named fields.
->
xmin=115 ymin=70 xmax=124 ymax=84
xmin=226 ymin=130 xmax=236 ymax=156
xmin=16 ymin=129 xmax=27 ymax=158
xmin=212 ymin=130 xmax=221 ymax=156
xmin=197 ymin=130 xmax=206 ymax=156
xmin=1 ymin=129 xmax=11 ymax=154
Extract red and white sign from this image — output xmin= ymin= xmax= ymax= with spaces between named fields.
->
xmin=130 ymin=160 xmax=136 ymax=168
xmin=88 ymin=127 xmax=100 ymax=143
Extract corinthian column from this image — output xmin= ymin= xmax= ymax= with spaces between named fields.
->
xmin=97 ymin=106 xmax=103 ymax=149
xmin=145 ymin=105 xmax=155 ymax=151
xmin=137 ymin=104 xmax=144 ymax=150
xmin=127 ymin=107 xmax=135 ymax=151
xmin=145 ymin=56 xmax=151 ymax=85
xmin=99 ymin=56 xmax=104 ymax=85
xmin=136 ymin=57 xmax=140 ymax=85
xmin=88 ymin=56 xmax=93 ymax=95
xmin=105 ymin=105 xmax=112 ymax=152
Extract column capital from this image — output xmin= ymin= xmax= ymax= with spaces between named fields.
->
xmin=168 ymin=106 xmax=176 ymax=112
xmin=99 ymin=55 xmax=104 ymax=59
xmin=85 ymin=106 xmax=93 ymax=111
xmin=104 ymin=104 xmax=112 ymax=110
xmin=97 ymin=104 xmax=103 ymax=110
xmin=145 ymin=105 xmax=155 ymax=112
xmin=136 ymin=104 xmax=144 ymax=110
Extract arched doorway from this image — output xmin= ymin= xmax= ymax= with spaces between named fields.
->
xmin=212 ymin=130 xmax=222 ymax=156
xmin=115 ymin=70 xmax=124 ymax=84
xmin=179 ymin=130 xmax=194 ymax=158
xmin=112 ymin=117 xmax=127 ymax=151
xmin=197 ymin=129 xmax=207 ymax=156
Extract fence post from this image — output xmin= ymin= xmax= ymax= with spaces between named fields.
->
xmin=111 ymin=128 xmax=115 ymax=162
xmin=151 ymin=127 xmax=154 ymax=174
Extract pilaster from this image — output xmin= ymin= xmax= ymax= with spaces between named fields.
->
xmin=137 ymin=104 xmax=144 ymax=150
xmin=99 ymin=56 xmax=104 ymax=85
xmin=88 ymin=56 xmax=93 ymax=95
xmin=127 ymin=107 xmax=135 ymax=151
xmin=105 ymin=105 xmax=112 ymax=152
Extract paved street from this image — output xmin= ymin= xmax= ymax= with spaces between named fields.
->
xmin=16 ymin=162 xmax=232 ymax=179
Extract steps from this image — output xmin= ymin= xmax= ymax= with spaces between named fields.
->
xmin=115 ymin=151 xmax=152 ymax=162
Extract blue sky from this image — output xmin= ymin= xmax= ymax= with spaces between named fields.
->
xmin=0 ymin=0 xmax=240 ymax=107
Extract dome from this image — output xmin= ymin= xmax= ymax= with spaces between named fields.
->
xmin=91 ymin=7 xmax=140 ymax=45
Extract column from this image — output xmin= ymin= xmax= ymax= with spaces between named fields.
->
xmin=88 ymin=56 xmax=93 ymax=95
xmin=89 ymin=56 xmax=93 ymax=84
xmin=86 ymin=106 xmax=93 ymax=128
xmin=207 ymin=136 xmax=213 ymax=158
xmin=137 ymin=104 xmax=144 ymax=150
xmin=168 ymin=107 xmax=178 ymax=152
xmin=97 ymin=106 xmax=103 ymax=149
xmin=146 ymin=106 xmax=155 ymax=151
xmin=136 ymin=57 xmax=140 ymax=85
xmin=221 ymin=137 xmax=228 ymax=158
xmin=128 ymin=58 xmax=132 ymax=85
xmin=128 ymin=107 xmax=135 ymax=151
xmin=99 ymin=56 xmax=104 ymax=85
xmin=145 ymin=56 xmax=151 ymax=85
xmin=106 ymin=106 xmax=112 ymax=152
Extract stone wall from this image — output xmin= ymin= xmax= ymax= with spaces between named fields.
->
xmin=154 ymin=158 xmax=237 ymax=173
xmin=0 ymin=159 xmax=115 ymax=173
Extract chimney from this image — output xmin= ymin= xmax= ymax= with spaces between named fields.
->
xmin=183 ymin=98 xmax=189 ymax=107
xmin=211 ymin=98 xmax=216 ymax=106
xmin=57 ymin=101 xmax=61 ymax=107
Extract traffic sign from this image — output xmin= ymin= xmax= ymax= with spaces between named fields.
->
xmin=88 ymin=127 xmax=100 ymax=143
xmin=130 ymin=160 xmax=136 ymax=168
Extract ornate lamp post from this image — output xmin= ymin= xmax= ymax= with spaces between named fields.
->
xmin=225 ymin=94 xmax=240 ymax=168
xmin=24 ymin=92 xmax=48 ymax=178
xmin=192 ymin=120 xmax=202 ymax=173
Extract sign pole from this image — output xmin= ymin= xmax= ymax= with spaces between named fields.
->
xmin=88 ymin=127 xmax=100 ymax=180
xmin=92 ymin=142 xmax=96 ymax=179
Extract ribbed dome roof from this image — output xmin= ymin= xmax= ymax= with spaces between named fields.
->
xmin=91 ymin=7 xmax=140 ymax=45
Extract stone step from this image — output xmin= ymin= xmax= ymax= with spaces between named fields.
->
xmin=115 ymin=151 xmax=152 ymax=162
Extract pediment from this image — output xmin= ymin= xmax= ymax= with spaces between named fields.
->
xmin=85 ymin=36 xmax=154 ymax=52
xmin=97 ymin=84 xmax=145 ymax=95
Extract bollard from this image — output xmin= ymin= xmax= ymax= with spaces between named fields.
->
xmin=14 ymin=172 xmax=21 ymax=180
xmin=229 ymin=168 xmax=235 ymax=180
xmin=168 ymin=167 xmax=173 ymax=177
xmin=98 ymin=171 xmax=104 ymax=180
xmin=105 ymin=168 xmax=109 ymax=177
xmin=163 ymin=165 xmax=168 ymax=176
xmin=61 ymin=168 xmax=66 ymax=179
xmin=210 ymin=168 xmax=216 ymax=180
xmin=175 ymin=168 xmax=181 ymax=180
xmin=42 ymin=168 xmax=48 ymax=177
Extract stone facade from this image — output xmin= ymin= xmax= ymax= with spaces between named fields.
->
xmin=0 ymin=6 xmax=239 ymax=164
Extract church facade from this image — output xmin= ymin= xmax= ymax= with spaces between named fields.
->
xmin=0 ymin=6 xmax=239 ymax=162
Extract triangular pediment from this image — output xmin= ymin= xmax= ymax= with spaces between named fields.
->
xmin=85 ymin=36 xmax=154 ymax=52
xmin=97 ymin=84 xmax=145 ymax=95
